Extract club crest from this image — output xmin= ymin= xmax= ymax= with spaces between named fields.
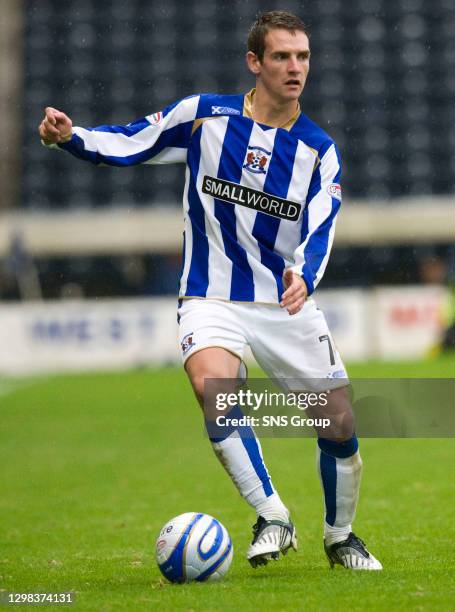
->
xmin=181 ymin=332 xmax=196 ymax=355
xmin=243 ymin=146 xmax=271 ymax=175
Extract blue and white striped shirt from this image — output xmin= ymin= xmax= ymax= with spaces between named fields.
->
xmin=57 ymin=89 xmax=342 ymax=304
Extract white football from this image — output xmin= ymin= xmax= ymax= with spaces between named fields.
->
xmin=155 ymin=512 xmax=233 ymax=583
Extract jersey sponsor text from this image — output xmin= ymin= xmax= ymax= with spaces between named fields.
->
xmin=202 ymin=176 xmax=301 ymax=221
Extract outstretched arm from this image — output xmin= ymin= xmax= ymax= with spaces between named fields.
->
xmin=39 ymin=107 xmax=73 ymax=145
xmin=38 ymin=95 xmax=199 ymax=166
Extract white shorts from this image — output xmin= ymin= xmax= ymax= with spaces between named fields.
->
xmin=177 ymin=298 xmax=348 ymax=391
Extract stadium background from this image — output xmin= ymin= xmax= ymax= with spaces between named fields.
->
xmin=0 ymin=0 xmax=454 ymax=371
xmin=1 ymin=2 xmax=455 ymax=609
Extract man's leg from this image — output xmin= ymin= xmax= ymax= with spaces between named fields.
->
xmin=245 ymin=300 xmax=381 ymax=569
xmin=185 ymin=347 xmax=296 ymax=566
xmin=310 ymin=387 xmax=382 ymax=570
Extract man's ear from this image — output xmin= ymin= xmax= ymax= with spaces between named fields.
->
xmin=246 ymin=51 xmax=261 ymax=76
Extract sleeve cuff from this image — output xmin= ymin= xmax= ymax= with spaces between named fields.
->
xmin=302 ymin=274 xmax=314 ymax=296
xmin=40 ymin=140 xmax=59 ymax=149
xmin=57 ymin=133 xmax=77 ymax=150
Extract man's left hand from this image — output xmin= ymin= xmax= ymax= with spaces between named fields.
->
xmin=280 ymin=269 xmax=308 ymax=315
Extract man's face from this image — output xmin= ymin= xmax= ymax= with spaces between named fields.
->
xmin=249 ymin=28 xmax=310 ymax=103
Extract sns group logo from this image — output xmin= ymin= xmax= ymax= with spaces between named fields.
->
xmin=243 ymin=146 xmax=271 ymax=175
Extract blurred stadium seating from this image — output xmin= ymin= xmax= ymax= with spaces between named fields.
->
xmin=22 ymin=0 xmax=455 ymax=209
xmin=0 ymin=0 xmax=454 ymax=367
xmin=0 ymin=0 xmax=453 ymax=302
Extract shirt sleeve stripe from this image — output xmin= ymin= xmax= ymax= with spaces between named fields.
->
xmin=290 ymin=143 xmax=341 ymax=295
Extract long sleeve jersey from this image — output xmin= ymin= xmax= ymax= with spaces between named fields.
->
xmin=56 ymin=89 xmax=342 ymax=304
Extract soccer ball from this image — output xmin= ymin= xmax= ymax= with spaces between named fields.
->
xmin=155 ymin=512 xmax=233 ymax=583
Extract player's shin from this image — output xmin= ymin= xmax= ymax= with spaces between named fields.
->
xmin=316 ymin=435 xmax=362 ymax=546
xmin=206 ymin=405 xmax=288 ymax=522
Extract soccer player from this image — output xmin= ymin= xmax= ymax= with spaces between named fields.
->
xmin=39 ymin=11 xmax=382 ymax=570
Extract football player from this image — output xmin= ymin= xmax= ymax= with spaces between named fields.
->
xmin=39 ymin=10 xmax=381 ymax=570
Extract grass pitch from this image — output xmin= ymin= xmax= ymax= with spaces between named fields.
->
xmin=1 ymin=357 xmax=455 ymax=611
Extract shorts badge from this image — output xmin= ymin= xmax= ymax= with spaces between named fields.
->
xmin=181 ymin=332 xmax=196 ymax=355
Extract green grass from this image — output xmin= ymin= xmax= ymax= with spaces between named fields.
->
xmin=1 ymin=357 xmax=455 ymax=611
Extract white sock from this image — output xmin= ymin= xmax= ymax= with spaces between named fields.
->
xmin=324 ymin=522 xmax=351 ymax=547
xmin=317 ymin=448 xmax=363 ymax=546
xmin=212 ymin=433 xmax=288 ymax=522
xmin=254 ymin=492 xmax=289 ymax=522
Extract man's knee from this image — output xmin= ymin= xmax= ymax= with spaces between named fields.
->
xmin=309 ymin=386 xmax=356 ymax=441
xmin=185 ymin=347 xmax=241 ymax=412
xmin=187 ymin=367 xmax=239 ymax=416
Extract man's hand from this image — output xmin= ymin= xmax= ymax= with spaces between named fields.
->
xmin=280 ymin=269 xmax=308 ymax=315
xmin=39 ymin=107 xmax=73 ymax=145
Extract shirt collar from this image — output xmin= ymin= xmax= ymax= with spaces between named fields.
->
xmin=243 ymin=88 xmax=301 ymax=130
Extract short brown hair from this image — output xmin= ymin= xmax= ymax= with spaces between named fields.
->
xmin=247 ymin=11 xmax=309 ymax=62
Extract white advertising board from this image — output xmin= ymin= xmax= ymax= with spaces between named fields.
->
xmin=0 ymin=287 xmax=448 ymax=376
xmin=0 ymin=298 xmax=180 ymax=375
xmin=373 ymin=285 xmax=447 ymax=359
